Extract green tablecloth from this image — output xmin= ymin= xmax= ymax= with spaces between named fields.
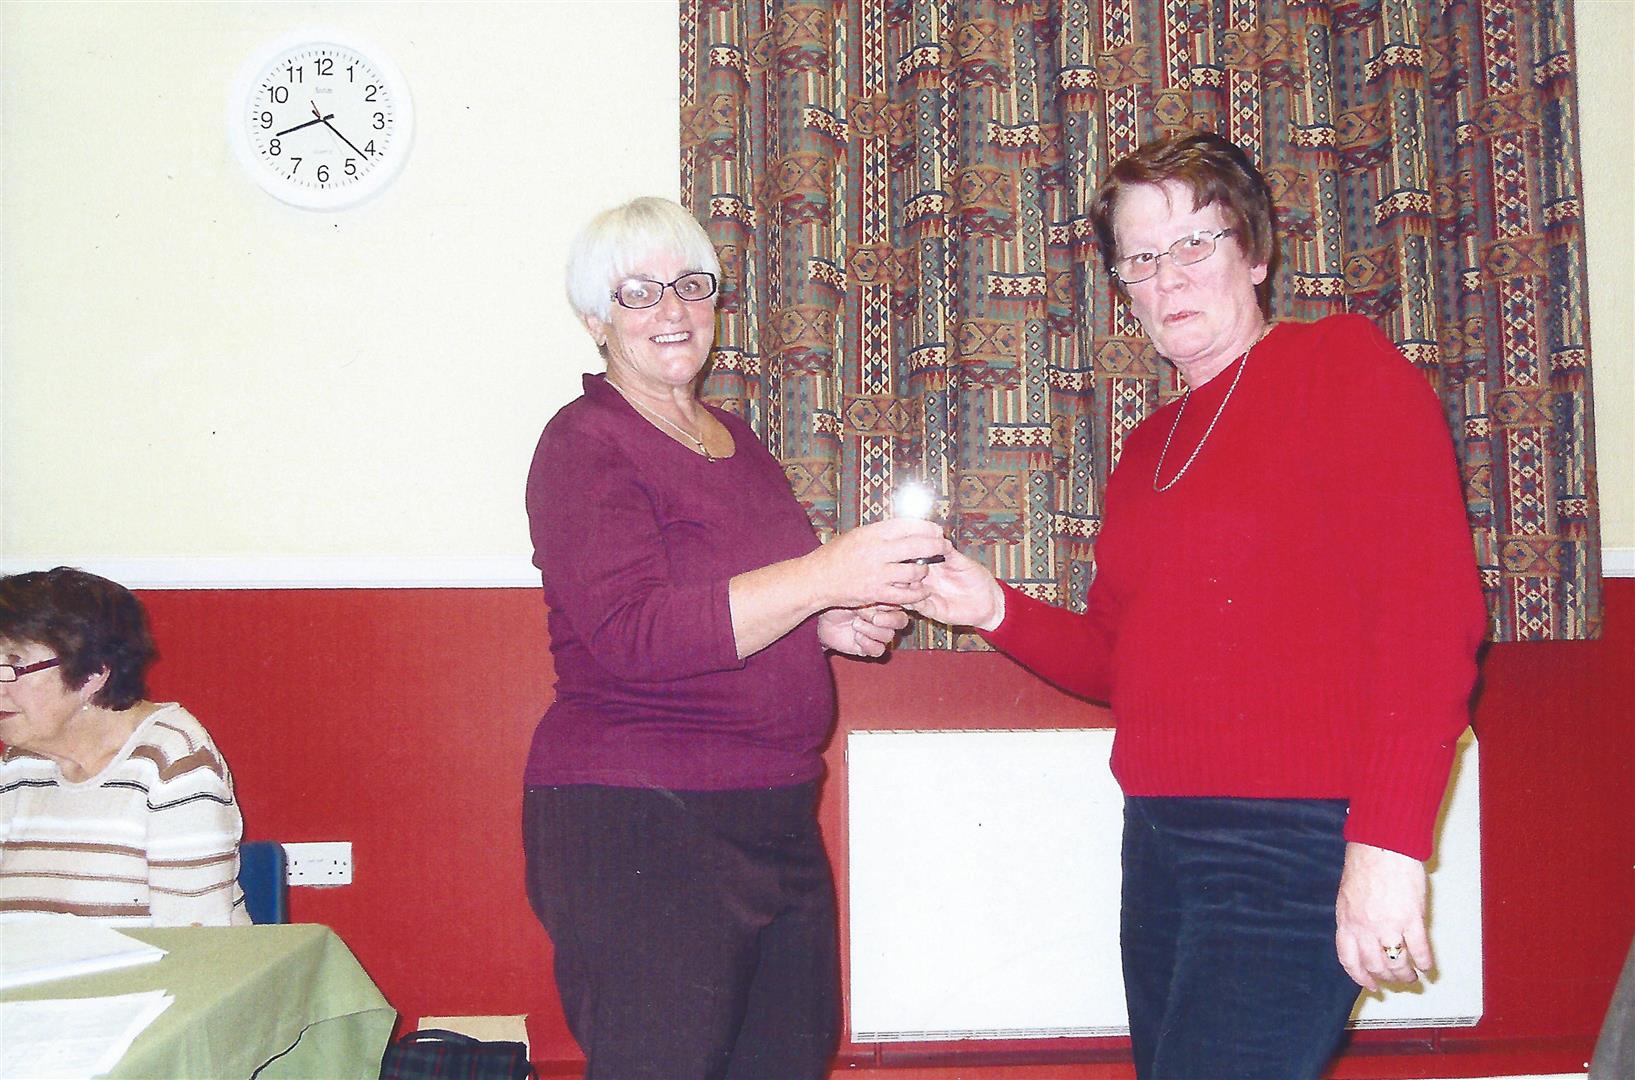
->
xmin=2 ymin=923 xmax=396 ymax=1079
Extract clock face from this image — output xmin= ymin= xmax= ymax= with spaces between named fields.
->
xmin=231 ymin=35 xmax=413 ymax=210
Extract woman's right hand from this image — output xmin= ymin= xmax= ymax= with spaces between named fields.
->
xmin=806 ymin=518 xmax=944 ymax=609
xmin=911 ymin=541 xmax=1006 ymax=631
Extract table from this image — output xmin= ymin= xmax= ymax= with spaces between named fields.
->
xmin=1 ymin=924 xmax=396 ymax=1079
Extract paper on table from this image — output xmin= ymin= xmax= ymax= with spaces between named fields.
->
xmin=0 ymin=918 xmax=166 ymax=992
xmin=0 ymin=990 xmax=173 ymax=1079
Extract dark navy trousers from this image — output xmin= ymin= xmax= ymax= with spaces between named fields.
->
xmin=1121 ymin=796 xmax=1364 ymax=1079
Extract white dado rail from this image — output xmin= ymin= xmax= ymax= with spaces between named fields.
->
xmin=847 ymin=728 xmax=1482 ymax=1042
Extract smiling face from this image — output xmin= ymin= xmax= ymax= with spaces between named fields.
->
xmin=1112 ymin=179 xmax=1269 ymax=387
xmin=581 ymin=251 xmax=718 ymax=397
xmin=0 ymin=638 xmax=101 ymax=757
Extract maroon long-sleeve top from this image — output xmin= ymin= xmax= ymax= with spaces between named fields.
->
xmin=524 ymin=373 xmax=834 ymax=791
xmin=984 ymin=315 xmax=1486 ymax=859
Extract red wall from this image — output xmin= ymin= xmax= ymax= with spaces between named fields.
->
xmin=137 ymin=578 xmax=1634 ymax=1074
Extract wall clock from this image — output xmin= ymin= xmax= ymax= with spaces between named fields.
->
xmin=229 ymin=31 xmax=414 ymax=210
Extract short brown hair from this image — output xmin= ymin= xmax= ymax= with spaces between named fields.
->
xmin=1089 ymin=131 xmax=1275 ymax=282
xmin=0 ymin=567 xmax=157 ymax=710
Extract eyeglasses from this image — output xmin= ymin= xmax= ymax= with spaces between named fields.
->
xmin=610 ymin=272 xmax=718 ymax=310
xmin=0 ymin=657 xmax=60 ymax=683
xmin=1111 ymin=228 xmax=1236 ymax=284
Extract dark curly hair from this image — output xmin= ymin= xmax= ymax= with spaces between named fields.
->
xmin=1089 ymin=130 xmax=1276 ymax=293
xmin=0 ymin=568 xmax=157 ymax=710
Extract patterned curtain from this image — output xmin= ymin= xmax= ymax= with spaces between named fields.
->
xmin=680 ymin=0 xmax=1600 ymax=643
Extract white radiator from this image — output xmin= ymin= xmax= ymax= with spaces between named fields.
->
xmin=847 ymin=728 xmax=1483 ymax=1042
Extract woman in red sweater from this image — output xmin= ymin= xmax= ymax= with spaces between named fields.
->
xmin=913 ymin=133 xmax=1486 ymax=1078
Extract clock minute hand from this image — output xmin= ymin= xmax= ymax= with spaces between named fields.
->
xmin=321 ymin=119 xmax=370 ymax=159
xmin=273 ymin=113 xmax=335 ymax=138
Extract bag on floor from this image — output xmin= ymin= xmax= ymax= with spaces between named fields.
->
xmin=378 ymin=1028 xmax=534 ymax=1080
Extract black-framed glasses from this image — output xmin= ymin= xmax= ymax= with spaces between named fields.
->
xmin=0 ymin=657 xmax=60 ymax=683
xmin=610 ymin=272 xmax=718 ymax=310
xmin=1112 ymin=228 xmax=1236 ymax=284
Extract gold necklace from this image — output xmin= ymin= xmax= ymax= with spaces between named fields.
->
xmin=606 ymin=379 xmax=717 ymax=462
xmin=1152 ymin=338 xmax=1258 ymax=493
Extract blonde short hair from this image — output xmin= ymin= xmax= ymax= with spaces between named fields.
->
xmin=564 ymin=197 xmax=722 ymax=321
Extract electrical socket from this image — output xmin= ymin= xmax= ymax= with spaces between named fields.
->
xmin=283 ymin=841 xmax=353 ymax=887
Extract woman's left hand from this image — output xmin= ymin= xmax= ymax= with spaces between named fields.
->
xmin=1335 ymin=841 xmax=1432 ymax=991
xmin=817 ymin=605 xmax=910 ymax=658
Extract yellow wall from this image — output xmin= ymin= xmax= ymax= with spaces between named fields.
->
xmin=1574 ymin=0 xmax=1634 ymax=566
xmin=1 ymin=1 xmax=679 ymax=583
xmin=2 ymin=1 xmax=1630 ymax=584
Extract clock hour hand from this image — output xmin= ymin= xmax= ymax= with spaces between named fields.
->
xmin=273 ymin=113 xmax=335 ymax=138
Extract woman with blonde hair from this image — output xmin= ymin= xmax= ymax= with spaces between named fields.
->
xmin=522 ymin=196 xmax=941 ymax=1079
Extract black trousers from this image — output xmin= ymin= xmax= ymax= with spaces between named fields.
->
xmin=523 ymin=782 xmax=840 ymax=1080
xmin=1121 ymin=797 xmax=1363 ymax=1079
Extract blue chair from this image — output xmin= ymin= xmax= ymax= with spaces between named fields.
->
xmin=237 ymin=840 xmax=289 ymax=924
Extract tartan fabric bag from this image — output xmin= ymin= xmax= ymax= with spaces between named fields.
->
xmin=378 ymin=1028 xmax=534 ymax=1080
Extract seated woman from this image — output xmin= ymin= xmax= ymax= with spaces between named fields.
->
xmin=0 ymin=567 xmax=248 ymax=925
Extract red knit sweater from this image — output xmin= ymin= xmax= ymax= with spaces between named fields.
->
xmin=985 ymin=315 xmax=1486 ymax=860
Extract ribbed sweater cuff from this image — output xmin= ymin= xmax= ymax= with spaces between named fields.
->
xmin=1342 ymin=728 xmax=1464 ymax=860
xmin=982 ymin=583 xmax=1042 ymax=651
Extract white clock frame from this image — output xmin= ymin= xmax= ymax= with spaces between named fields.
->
xmin=228 ymin=29 xmax=415 ymax=211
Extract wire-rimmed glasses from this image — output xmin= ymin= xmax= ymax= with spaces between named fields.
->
xmin=1111 ymin=228 xmax=1236 ymax=284
xmin=610 ymin=272 xmax=718 ymax=310
xmin=0 ymin=657 xmax=60 ymax=682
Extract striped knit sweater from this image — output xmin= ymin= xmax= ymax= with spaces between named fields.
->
xmin=0 ymin=702 xmax=248 ymax=925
